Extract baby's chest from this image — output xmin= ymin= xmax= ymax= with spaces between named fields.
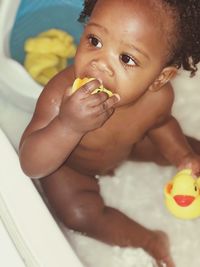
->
xmin=80 ymin=121 xmax=143 ymax=152
xmin=79 ymin=102 xmax=156 ymax=153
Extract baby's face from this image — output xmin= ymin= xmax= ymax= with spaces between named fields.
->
xmin=75 ymin=0 xmax=172 ymax=106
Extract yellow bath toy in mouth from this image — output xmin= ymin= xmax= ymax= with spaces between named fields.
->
xmin=71 ymin=77 xmax=113 ymax=97
xmin=164 ymin=169 xmax=200 ymax=220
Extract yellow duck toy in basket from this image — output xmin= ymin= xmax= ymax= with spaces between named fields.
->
xmin=24 ymin=28 xmax=77 ymax=85
xmin=164 ymin=169 xmax=200 ymax=219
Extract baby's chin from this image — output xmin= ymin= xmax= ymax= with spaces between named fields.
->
xmin=115 ymin=96 xmax=140 ymax=108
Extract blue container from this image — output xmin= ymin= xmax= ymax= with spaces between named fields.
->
xmin=10 ymin=0 xmax=84 ymax=64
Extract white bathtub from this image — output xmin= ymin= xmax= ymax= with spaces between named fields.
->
xmin=0 ymin=127 xmax=84 ymax=267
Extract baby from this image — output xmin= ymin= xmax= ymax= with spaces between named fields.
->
xmin=19 ymin=1 xmax=200 ymax=266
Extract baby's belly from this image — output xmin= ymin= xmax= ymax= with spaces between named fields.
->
xmin=66 ymin=143 xmax=132 ymax=176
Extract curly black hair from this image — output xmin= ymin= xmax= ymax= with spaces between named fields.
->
xmin=79 ymin=0 xmax=200 ymax=76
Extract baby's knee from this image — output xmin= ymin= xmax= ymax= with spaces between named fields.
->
xmin=60 ymin=192 xmax=105 ymax=232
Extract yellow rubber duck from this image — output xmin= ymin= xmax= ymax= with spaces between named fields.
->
xmin=164 ymin=169 xmax=200 ymax=219
xmin=71 ymin=77 xmax=113 ymax=97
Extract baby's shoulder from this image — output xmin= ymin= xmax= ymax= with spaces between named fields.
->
xmin=45 ymin=65 xmax=75 ymax=94
xmin=33 ymin=65 xmax=75 ymax=117
xmin=37 ymin=65 xmax=75 ymax=105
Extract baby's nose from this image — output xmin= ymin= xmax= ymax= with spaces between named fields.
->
xmin=91 ymin=60 xmax=114 ymax=77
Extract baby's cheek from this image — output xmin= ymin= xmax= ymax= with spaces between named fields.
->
xmin=73 ymin=51 xmax=84 ymax=74
xmin=117 ymin=85 xmax=143 ymax=104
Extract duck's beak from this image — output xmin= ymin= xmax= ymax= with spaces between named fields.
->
xmin=173 ymin=195 xmax=195 ymax=207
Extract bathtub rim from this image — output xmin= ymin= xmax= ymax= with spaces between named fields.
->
xmin=0 ymin=127 xmax=84 ymax=267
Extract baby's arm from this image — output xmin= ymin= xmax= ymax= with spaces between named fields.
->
xmin=147 ymin=84 xmax=200 ymax=174
xmin=148 ymin=115 xmax=194 ymax=167
xmin=19 ymin=68 xmax=119 ymax=178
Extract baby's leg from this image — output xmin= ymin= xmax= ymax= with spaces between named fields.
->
xmin=131 ymin=135 xmax=200 ymax=165
xmin=186 ymin=136 xmax=200 ymax=155
xmin=40 ymin=165 xmax=174 ymax=267
xmin=131 ymin=136 xmax=169 ymax=165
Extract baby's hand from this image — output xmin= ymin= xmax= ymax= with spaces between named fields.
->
xmin=178 ymin=152 xmax=200 ymax=177
xmin=58 ymin=79 xmax=120 ymax=134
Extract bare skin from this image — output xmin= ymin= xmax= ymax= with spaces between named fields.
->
xmin=19 ymin=0 xmax=200 ymax=266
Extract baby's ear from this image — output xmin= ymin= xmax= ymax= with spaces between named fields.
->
xmin=149 ymin=66 xmax=178 ymax=92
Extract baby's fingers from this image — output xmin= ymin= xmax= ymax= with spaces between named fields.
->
xmin=99 ymin=94 xmax=120 ymax=114
xmin=74 ymin=79 xmax=101 ymax=98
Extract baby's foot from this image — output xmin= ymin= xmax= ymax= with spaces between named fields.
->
xmin=146 ymin=230 xmax=175 ymax=267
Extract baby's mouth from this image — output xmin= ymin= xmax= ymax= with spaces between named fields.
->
xmin=92 ymin=85 xmax=113 ymax=97
xmin=84 ymin=76 xmax=114 ymax=96
xmin=72 ymin=76 xmax=114 ymax=97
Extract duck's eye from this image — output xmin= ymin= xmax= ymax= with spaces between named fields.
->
xmin=194 ymin=185 xmax=198 ymax=191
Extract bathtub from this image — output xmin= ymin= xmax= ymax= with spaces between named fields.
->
xmin=0 ymin=127 xmax=84 ymax=267
xmin=0 ymin=0 xmax=84 ymax=266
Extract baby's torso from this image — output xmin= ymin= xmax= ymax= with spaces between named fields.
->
xmin=65 ymin=104 xmax=154 ymax=175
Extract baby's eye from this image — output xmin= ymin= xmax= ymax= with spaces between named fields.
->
xmin=88 ymin=35 xmax=102 ymax=48
xmin=120 ymin=54 xmax=137 ymax=67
